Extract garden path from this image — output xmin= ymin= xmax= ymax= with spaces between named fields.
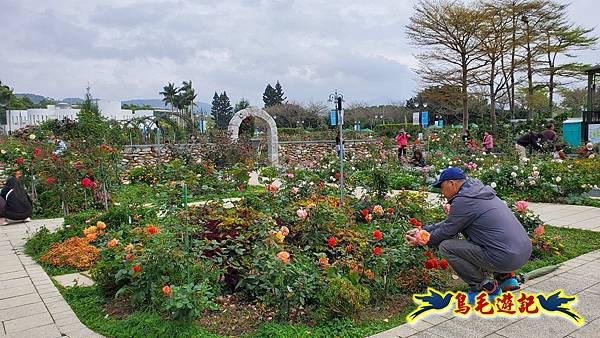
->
xmin=0 ymin=218 xmax=103 ymax=338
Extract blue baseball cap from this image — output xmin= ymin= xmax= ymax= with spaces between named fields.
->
xmin=432 ymin=167 xmax=466 ymax=188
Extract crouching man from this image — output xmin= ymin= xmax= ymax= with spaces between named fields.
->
xmin=405 ymin=167 xmax=532 ymax=303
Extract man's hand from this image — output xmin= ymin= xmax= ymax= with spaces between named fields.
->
xmin=405 ymin=234 xmax=418 ymax=246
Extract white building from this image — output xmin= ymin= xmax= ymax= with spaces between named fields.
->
xmin=1 ymin=100 xmax=154 ymax=134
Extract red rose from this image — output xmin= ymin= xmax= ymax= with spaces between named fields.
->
xmin=47 ymin=177 xmax=56 ymax=184
xmin=387 ymin=207 xmax=394 ymax=214
xmin=453 ymin=156 xmax=460 ymax=161
xmin=328 ymin=236 xmax=337 ymax=247
xmin=81 ymin=177 xmax=91 ymax=187
xmin=51 ymin=154 xmax=58 ymax=161
xmin=34 ymin=148 xmax=42 ymax=157
xmin=439 ymin=258 xmax=449 ymax=270
xmin=90 ymin=182 xmax=98 ymax=190
xmin=373 ymin=229 xmax=383 ymax=240
xmin=133 ymin=265 xmax=141 ymax=273
xmin=424 ymin=251 xmax=433 ymax=259
xmin=73 ymin=161 xmax=83 ymax=169
xmin=373 ymin=246 xmax=382 ymax=255
xmin=147 ymin=225 xmax=158 ymax=234
xmin=16 ymin=157 xmax=24 ymax=165
xmin=424 ymin=258 xmax=438 ymax=269
xmin=361 ymin=209 xmax=369 ymax=217
xmin=162 ymin=285 xmax=171 ymax=296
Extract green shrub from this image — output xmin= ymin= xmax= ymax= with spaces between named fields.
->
xmin=321 ymin=277 xmax=370 ymax=317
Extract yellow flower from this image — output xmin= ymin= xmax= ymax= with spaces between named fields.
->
xmin=275 ymin=231 xmax=285 ymax=243
xmin=96 ymin=221 xmax=107 ymax=230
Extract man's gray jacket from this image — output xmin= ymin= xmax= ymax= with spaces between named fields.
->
xmin=424 ymin=178 xmax=532 ymax=271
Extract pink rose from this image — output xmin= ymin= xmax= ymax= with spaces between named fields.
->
xmin=515 ymin=200 xmax=528 ymax=213
xmin=534 ymin=225 xmax=545 ymax=237
xmin=296 ymin=208 xmax=308 ymax=220
xmin=415 ymin=230 xmax=430 ymax=245
xmin=443 ymin=203 xmax=451 ymax=214
xmin=291 ymin=187 xmax=299 ymax=194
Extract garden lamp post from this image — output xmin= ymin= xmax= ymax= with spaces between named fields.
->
xmin=329 ymin=90 xmax=345 ymax=205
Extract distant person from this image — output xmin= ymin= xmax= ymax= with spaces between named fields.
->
xmin=582 ymin=142 xmax=596 ymax=158
xmin=462 ymin=129 xmax=471 ymax=144
xmin=0 ymin=177 xmax=33 ymax=224
xmin=411 ymin=149 xmax=426 ymax=167
xmin=541 ymin=123 xmax=557 ymax=143
xmin=515 ymin=132 xmax=543 ymax=161
xmin=482 ymin=132 xmax=494 ymax=153
xmin=395 ymin=129 xmax=411 ymax=160
xmin=552 ymin=144 xmax=567 ymax=160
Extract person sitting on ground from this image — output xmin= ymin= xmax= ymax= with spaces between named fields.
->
xmin=0 ymin=177 xmax=33 ymax=225
xmin=541 ymin=123 xmax=557 ymax=148
xmin=410 ymin=149 xmax=426 ymax=167
xmin=395 ymin=129 xmax=411 ymax=160
xmin=515 ymin=131 xmax=543 ymax=161
xmin=482 ymin=131 xmax=494 ymax=153
xmin=582 ymin=142 xmax=596 ymax=158
xmin=552 ymin=144 xmax=567 ymax=160
xmin=405 ymin=167 xmax=532 ymax=304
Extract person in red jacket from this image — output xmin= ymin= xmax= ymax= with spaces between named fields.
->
xmin=395 ymin=129 xmax=411 ymax=160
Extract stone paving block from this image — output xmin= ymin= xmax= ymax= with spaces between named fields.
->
xmin=0 ymin=265 xmax=25 ymax=274
xmin=0 ymin=293 xmax=40 ymax=309
xmin=0 ymin=277 xmax=32 ymax=289
xmin=53 ymin=272 xmax=95 ymax=287
xmin=495 ymin=315 xmax=579 ymax=338
xmin=369 ymin=324 xmax=419 ymax=338
xmin=407 ymin=331 xmax=445 ymax=338
xmin=0 ymin=270 xmax=28 ymax=282
xmin=0 ymin=284 xmax=36 ymax=300
xmin=528 ymin=275 xmax=596 ymax=295
xmin=422 ymin=313 xmax=450 ymax=325
xmin=569 ymin=318 xmax=600 ymax=338
xmin=426 ymin=316 xmax=514 ymax=338
xmin=567 ymin=291 xmax=600 ymax=322
xmin=3 ymin=311 xmax=54 ymax=334
xmin=405 ymin=318 xmax=433 ymax=331
xmin=4 ymin=323 xmax=62 ymax=338
xmin=0 ymin=301 xmax=47 ymax=321
xmin=584 ymin=283 xmax=600 ymax=295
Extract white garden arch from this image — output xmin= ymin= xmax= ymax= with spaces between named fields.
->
xmin=227 ymin=107 xmax=279 ymax=166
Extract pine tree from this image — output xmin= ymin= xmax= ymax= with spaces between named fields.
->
xmin=262 ymin=84 xmax=277 ymax=108
xmin=274 ymin=81 xmax=287 ymax=105
xmin=211 ymin=92 xmax=221 ymax=128
xmin=218 ymin=92 xmax=234 ymax=128
xmin=235 ymin=98 xmax=251 ymax=112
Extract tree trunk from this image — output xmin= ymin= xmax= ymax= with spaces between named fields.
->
xmin=548 ymin=71 xmax=555 ymax=116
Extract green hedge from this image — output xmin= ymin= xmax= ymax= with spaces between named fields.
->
xmin=373 ymin=124 xmax=423 ymax=137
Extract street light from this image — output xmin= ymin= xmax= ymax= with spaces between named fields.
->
xmin=328 ymin=90 xmax=345 ymax=205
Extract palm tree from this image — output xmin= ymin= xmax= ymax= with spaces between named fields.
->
xmin=159 ymin=82 xmax=180 ymax=113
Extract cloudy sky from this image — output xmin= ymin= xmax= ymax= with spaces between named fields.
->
xmin=1 ymin=0 xmax=598 ymax=106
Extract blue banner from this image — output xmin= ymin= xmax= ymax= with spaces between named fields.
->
xmin=330 ymin=110 xmax=337 ymax=126
xmin=421 ymin=111 xmax=429 ymax=127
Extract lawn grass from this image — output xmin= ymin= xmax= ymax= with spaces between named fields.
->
xmin=517 ymin=225 xmax=600 ymax=274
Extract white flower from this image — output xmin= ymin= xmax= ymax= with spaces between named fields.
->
xmin=529 ymin=180 xmax=536 ymax=185
xmin=0 ymin=149 xmax=5 ymax=154
xmin=513 ymin=166 xmax=519 ymax=171
xmin=555 ymin=176 xmax=561 ymax=183
xmin=590 ymin=154 xmax=596 ymax=158
xmin=329 ymin=176 xmax=335 ymax=181
xmin=496 ymin=168 xmax=501 ymax=174
xmin=351 ymin=167 xmax=356 ymax=171
xmin=29 ymin=134 xmax=36 ymax=140
xmin=520 ymin=182 xmax=525 ymax=186
xmin=490 ymin=182 xmax=497 ymax=188
xmin=511 ymin=172 xmax=517 ymax=178
xmin=523 ymin=158 xmax=529 ymax=163
xmin=533 ymin=166 xmax=538 ymax=171
xmin=493 ymin=155 xmax=497 ymax=158
xmin=482 ymin=152 xmax=487 ymax=155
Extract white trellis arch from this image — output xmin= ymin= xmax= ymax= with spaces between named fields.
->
xmin=227 ymin=107 xmax=279 ymax=166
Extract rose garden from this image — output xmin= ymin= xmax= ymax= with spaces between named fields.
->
xmin=1 ymin=98 xmax=600 ymax=337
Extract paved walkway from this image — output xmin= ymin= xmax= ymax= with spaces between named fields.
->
xmin=0 ymin=218 xmax=102 ymax=338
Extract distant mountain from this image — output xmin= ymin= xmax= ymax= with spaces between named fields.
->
xmin=62 ymin=97 xmax=84 ymax=104
xmin=15 ymin=93 xmax=46 ymax=104
xmin=123 ymin=99 xmax=211 ymax=113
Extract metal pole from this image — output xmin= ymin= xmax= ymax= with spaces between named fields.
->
xmin=337 ymin=96 xmax=345 ymax=205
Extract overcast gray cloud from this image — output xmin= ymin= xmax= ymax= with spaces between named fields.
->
xmin=0 ymin=0 xmax=597 ymax=107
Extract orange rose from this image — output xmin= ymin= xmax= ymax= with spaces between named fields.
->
xmin=96 ymin=221 xmax=107 ymax=230
xmin=280 ymin=226 xmax=289 ymax=237
xmin=83 ymin=226 xmax=97 ymax=236
xmin=124 ymin=253 xmax=134 ymax=262
xmin=162 ymin=285 xmax=171 ymax=296
xmin=276 ymin=251 xmax=290 ymax=264
xmin=107 ymin=238 xmax=119 ymax=248
xmin=86 ymin=232 xmax=97 ymax=241
xmin=124 ymin=243 xmax=134 ymax=252
xmin=319 ymin=257 xmax=329 ymax=265
xmin=415 ymin=230 xmax=430 ymax=245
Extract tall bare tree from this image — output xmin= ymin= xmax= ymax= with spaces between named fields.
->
xmin=407 ymin=0 xmax=486 ymax=129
